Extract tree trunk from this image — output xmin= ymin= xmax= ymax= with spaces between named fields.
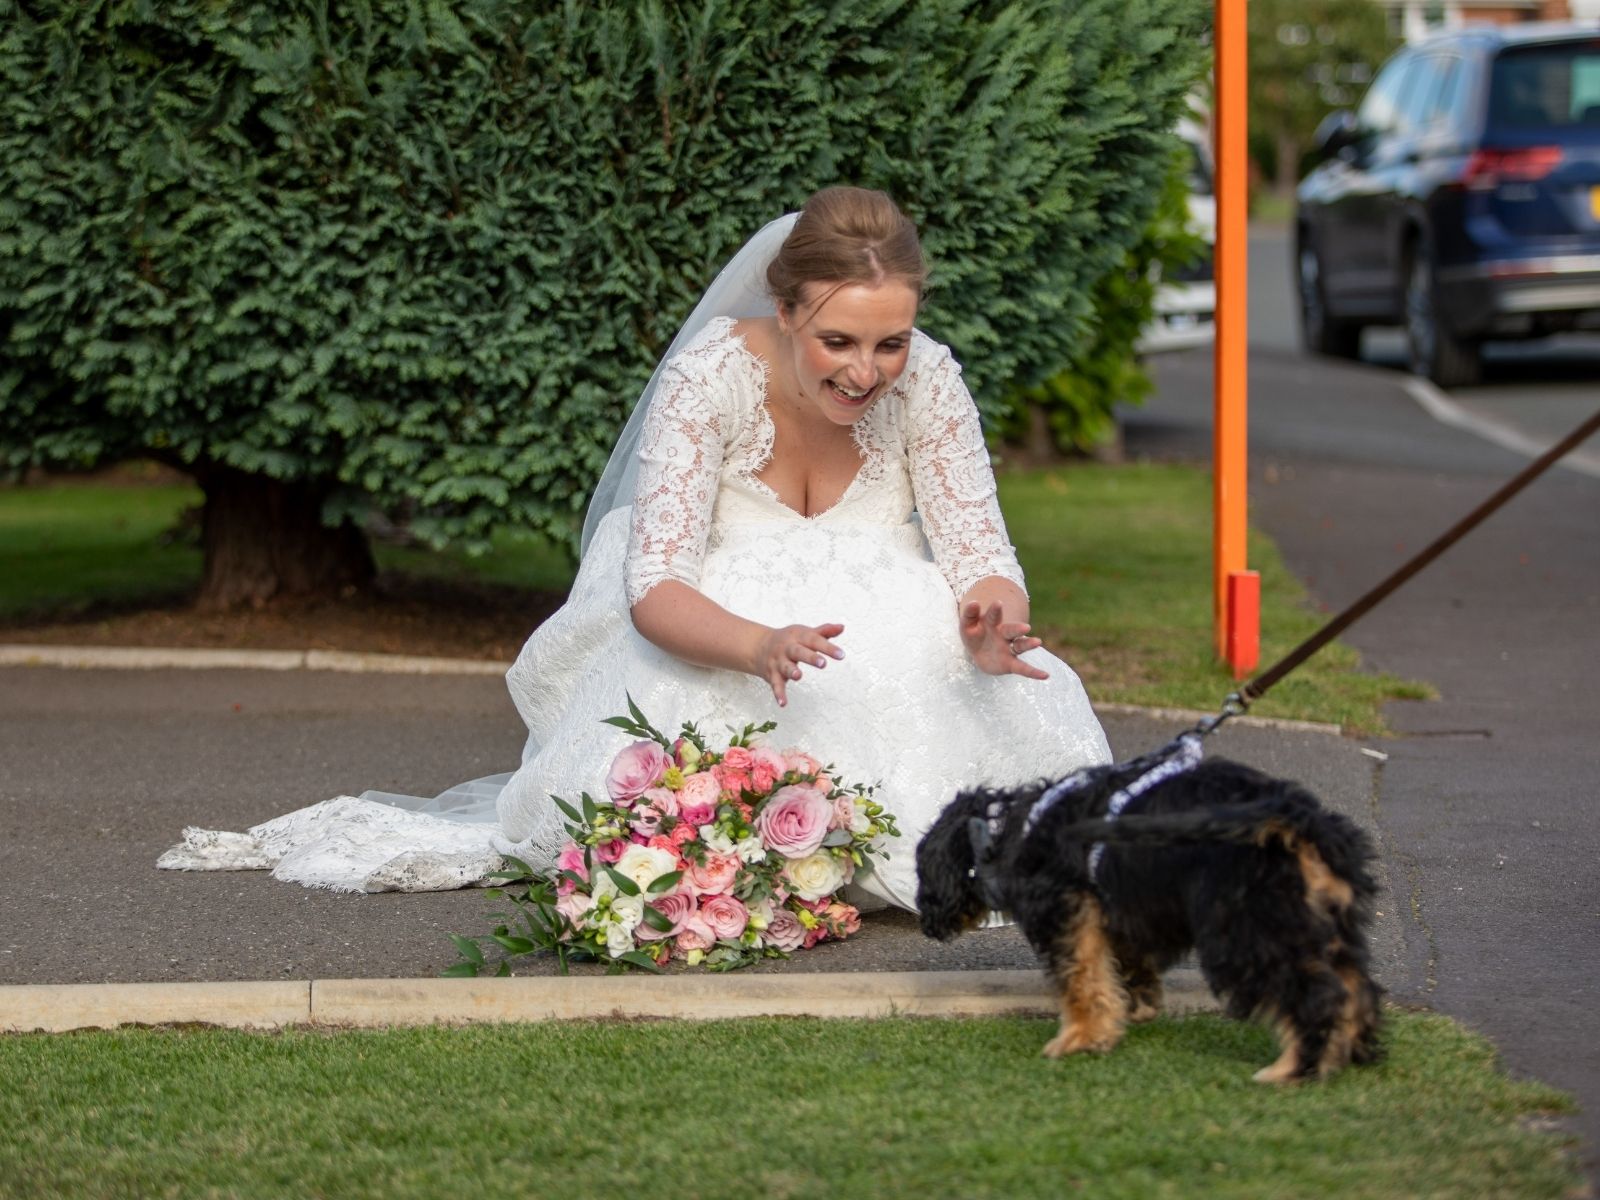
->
xmin=194 ymin=467 xmax=375 ymax=612
xmin=1275 ymin=130 xmax=1301 ymax=200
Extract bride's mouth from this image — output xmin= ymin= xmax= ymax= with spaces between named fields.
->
xmin=827 ymin=380 xmax=876 ymax=406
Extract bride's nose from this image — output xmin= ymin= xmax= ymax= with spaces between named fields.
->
xmin=845 ymin=354 xmax=875 ymax=389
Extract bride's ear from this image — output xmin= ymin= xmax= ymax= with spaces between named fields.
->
xmin=775 ymin=302 xmax=793 ymax=336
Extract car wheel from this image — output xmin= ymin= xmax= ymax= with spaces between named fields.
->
xmin=1404 ymin=245 xmax=1481 ymax=388
xmin=1297 ymin=239 xmax=1363 ymax=359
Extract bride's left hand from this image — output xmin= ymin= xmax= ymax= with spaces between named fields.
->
xmin=959 ymin=600 xmax=1050 ymax=681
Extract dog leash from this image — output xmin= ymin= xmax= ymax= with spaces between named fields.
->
xmin=967 ymin=405 xmax=1600 ymax=899
xmin=1196 ymin=403 xmax=1600 ymax=739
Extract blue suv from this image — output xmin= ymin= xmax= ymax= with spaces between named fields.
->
xmin=1296 ymin=24 xmax=1600 ymax=386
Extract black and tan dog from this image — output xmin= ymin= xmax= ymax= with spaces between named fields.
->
xmin=916 ymin=753 xmax=1382 ymax=1082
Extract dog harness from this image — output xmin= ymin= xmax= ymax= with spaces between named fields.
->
xmin=968 ymin=730 xmax=1208 ymax=904
xmin=1083 ymin=731 xmax=1204 ymax=879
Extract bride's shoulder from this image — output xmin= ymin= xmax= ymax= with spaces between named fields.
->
xmin=665 ymin=316 xmax=769 ymax=390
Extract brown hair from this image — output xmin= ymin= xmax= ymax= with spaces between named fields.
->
xmin=766 ymin=186 xmax=926 ymax=313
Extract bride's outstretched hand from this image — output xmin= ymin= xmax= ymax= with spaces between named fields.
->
xmin=960 ymin=601 xmax=1050 ymax=681
xmin=756 ymin=622 xmax=845 ymax=707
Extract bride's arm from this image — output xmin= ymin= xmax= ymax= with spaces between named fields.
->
xmin=905 ymin=338 xmax=1047 ymax=680
xmin=630 ymin=583 xmax=844 ymax=708
xmin=624 ymin=352 xmax=843 ymax=706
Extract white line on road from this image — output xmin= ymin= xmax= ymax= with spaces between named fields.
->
xmin=1400 ymin=377 xmax=1600 ymax=479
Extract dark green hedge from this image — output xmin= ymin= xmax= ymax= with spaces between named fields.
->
xmin=0 ymin=0 xmax=1207 ymax=550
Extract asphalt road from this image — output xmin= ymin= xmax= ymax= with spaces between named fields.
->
xmin=1136 ymin=223 xmax=1600 ymax=1168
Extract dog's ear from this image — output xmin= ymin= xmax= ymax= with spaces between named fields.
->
xmin=915 ymin=790 xmax=989 ymax=940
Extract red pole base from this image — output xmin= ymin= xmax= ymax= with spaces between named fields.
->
xmin=1226 ymin=570 xmax=1260 ymax=680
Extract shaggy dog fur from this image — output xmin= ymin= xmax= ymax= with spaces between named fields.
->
xmin=915 ymin=756 xmax=1383 ymax=1082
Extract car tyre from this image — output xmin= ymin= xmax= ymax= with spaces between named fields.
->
xmin=1405 ymin=243 xmax=1481 ymax=388
xmin=1297 ymin=238 xmax=1363 ymax=359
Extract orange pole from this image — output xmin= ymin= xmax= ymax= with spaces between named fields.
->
xmin=1214 ymin=0 xmax=1251 ymax=663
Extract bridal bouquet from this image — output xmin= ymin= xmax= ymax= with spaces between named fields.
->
xmin=446 ymin=699 xmax=898 ymax=975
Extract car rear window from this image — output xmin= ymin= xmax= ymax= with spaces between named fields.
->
xmin=1488 ymin=41 xmax=1600 ymax=128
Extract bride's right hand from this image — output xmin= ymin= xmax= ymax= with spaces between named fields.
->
xmin=755 ymin=622 xmax=845 ymax=707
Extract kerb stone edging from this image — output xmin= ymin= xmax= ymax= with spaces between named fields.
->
xmin=3 ymin=971 xmax=1217 ymax=1034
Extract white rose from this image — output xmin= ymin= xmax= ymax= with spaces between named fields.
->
xmin=615 ymin=844 xmax=678 ymax=893
xmin=733 ymin=835 xmax=767 ymax=864
xmin=590 ymin=869 xmax=618 ymax=904
xmin=781 ymin=850 xmax=848 ymax=902
xmin=605 ymin=921 xmax=637 ymax=958
xmin=610 ymin=893 xmax=645 ymax=932
xmin=700 ymin=824 xmax=735 ymax=854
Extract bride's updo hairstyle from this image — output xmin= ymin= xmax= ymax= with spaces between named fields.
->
xmin=766 ymin=186 xmax=927 ymax=314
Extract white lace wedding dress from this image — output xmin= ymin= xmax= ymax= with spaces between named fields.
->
xmin=159 ymin=319 xmax=1111 ymax=907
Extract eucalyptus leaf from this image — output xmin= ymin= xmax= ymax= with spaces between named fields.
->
xmin=645 ymin=870 xmax=682 ymax=894
xmin=603 ymin=867 xmax=641 ymax=897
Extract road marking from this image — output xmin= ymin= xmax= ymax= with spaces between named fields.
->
xmin=1400 ymin=378 xmax=1600 ymax=479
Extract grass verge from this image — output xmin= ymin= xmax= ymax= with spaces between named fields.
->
xmin=0 ymin=465 xmax=1428 ymax=730
xmin=1001 ymin=465 xmax=1430 ymax=733
xmin=0 ymin=1012 xmax=1577 ymax=1200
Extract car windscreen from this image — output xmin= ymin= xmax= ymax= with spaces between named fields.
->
xmin=1488 ymin=41 xmax=1600 ymax=129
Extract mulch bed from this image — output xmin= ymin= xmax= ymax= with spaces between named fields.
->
xmin=0 ymin=572 xmax=567 ymax=662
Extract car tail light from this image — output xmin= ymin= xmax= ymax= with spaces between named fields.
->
xmin=1462 ymin=146 xmax=1565 ymax=189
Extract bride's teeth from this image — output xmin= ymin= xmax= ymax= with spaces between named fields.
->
xmin=833 ymin=382 xmax=869 ymax=399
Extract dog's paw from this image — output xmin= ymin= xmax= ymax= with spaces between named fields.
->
xmin=1041 ymin=1028 xmax=1118 ymax=1058
xmin=1128 ymin=997 xmax=1161 ymax=1023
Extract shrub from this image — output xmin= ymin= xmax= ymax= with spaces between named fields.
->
xmin=0 ymin=0 xmax=1208 ymax=607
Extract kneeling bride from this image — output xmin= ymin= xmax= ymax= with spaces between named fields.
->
xmin=160 ymin=186 xmax=1111 ymax=920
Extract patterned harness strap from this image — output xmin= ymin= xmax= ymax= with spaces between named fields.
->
xmin=1085 ymin=731 xmax=1203 ymax=880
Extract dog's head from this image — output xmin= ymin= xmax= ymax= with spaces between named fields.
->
xmin=915 ymin=786 xmax=1022 ymax=940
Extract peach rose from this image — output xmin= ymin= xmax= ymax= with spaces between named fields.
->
xmin=677 ymin=772 xmax=722 ymax=825
xmin=675 ymin=914 xmax=715 ymax=954
xmin=699 ymin=893 xmax=749 ymax=941
xmin=685 ymin=851 xmax=740 ymax=896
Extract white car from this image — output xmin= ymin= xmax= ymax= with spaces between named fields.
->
xmin=1138 ymin=122 xmax=1217 ymax=355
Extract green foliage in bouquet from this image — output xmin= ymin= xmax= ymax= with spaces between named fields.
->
xmin=0 ymin=0 xmax=1209 ymax=589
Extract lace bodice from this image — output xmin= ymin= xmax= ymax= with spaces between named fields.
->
xmin=625 ymin=318 xmax=1026 ymax=606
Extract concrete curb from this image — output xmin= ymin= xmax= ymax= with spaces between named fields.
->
xmin=0 ymin=647 xmax=1347 ymax=736
xmin=0 ymin=644 xmax=507 ymax=676
xmin=1093 ymin=701 xmax=1342 ymax=736
xmin=1 ymin=970 xmax=1218 ymax=1034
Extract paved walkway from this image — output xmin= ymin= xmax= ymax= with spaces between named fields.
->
xmin=0 ymin=658 xmax=1395 ymax=1025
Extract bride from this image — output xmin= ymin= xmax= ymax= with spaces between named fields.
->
xmin=160 ymin=186 xmax=1112 ymax=910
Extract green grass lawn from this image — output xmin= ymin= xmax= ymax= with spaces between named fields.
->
xmin=0 ymin=465 xmax=1427 ymax=730
xmin=0 ymin=1013 xmax=1578 ymax=1200
xmin=1000 ymin=466 xmax=1430 ymax=733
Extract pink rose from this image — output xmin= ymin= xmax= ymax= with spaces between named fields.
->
xmin=677 ymin=772 xmax=721 ymax=825
xmin=699 ymin=894 xmax=749 ymax=941
xmin=714 ymin=762 xmax=750 ymax=796
xmin=721 ymin=746 xmax=754 ymax=773
xmin=668 ymin=823 xmax=699 ymax=852
xmin=555 ymin=891 xmax=593 ymax=930
xmin=830 ymin=795 xmax=857 ymax=832
xmin=803 ymin=925 xmax=827 ymax=950
xmin=755 ymin=785 xmax=834 ymax=858
xmin=685 ymin=851 xmax=740 ymax=896
xmin=595 ymin=838 xmax=627 ymax=865
xmin=632 ymin=799 xmax=671 ymax=838
xmin=823 ymin=901 xmax=861 ymax=937
xmin=764 ymin=908 xmax=806 ymax=952
xmin=636 ymin=890 xmax=694 ymax=943
xmin=606 ymin=740 xmax=669 ymax=805
xmin=783 ymin=749 xmax=821 ymax=778
xmin=676 ymin=914 xmax=715 ymax=954
xmin=641 ymin=787 xmax=678 ymax=818
xmin=555 ymin=844 xmax=589 ymax=895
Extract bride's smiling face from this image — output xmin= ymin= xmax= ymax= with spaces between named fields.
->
xmin=777 ymin=279 xmax=919 ymax=426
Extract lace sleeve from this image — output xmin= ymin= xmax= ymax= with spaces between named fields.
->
xmin=624 ymin=362 xmax=729 ymax=606
xmin=905 ymin=339 xmax=1028 ymax=599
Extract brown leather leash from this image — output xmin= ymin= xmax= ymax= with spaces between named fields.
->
xmin=1196 ymin=404 xmax=1600 ymax=736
